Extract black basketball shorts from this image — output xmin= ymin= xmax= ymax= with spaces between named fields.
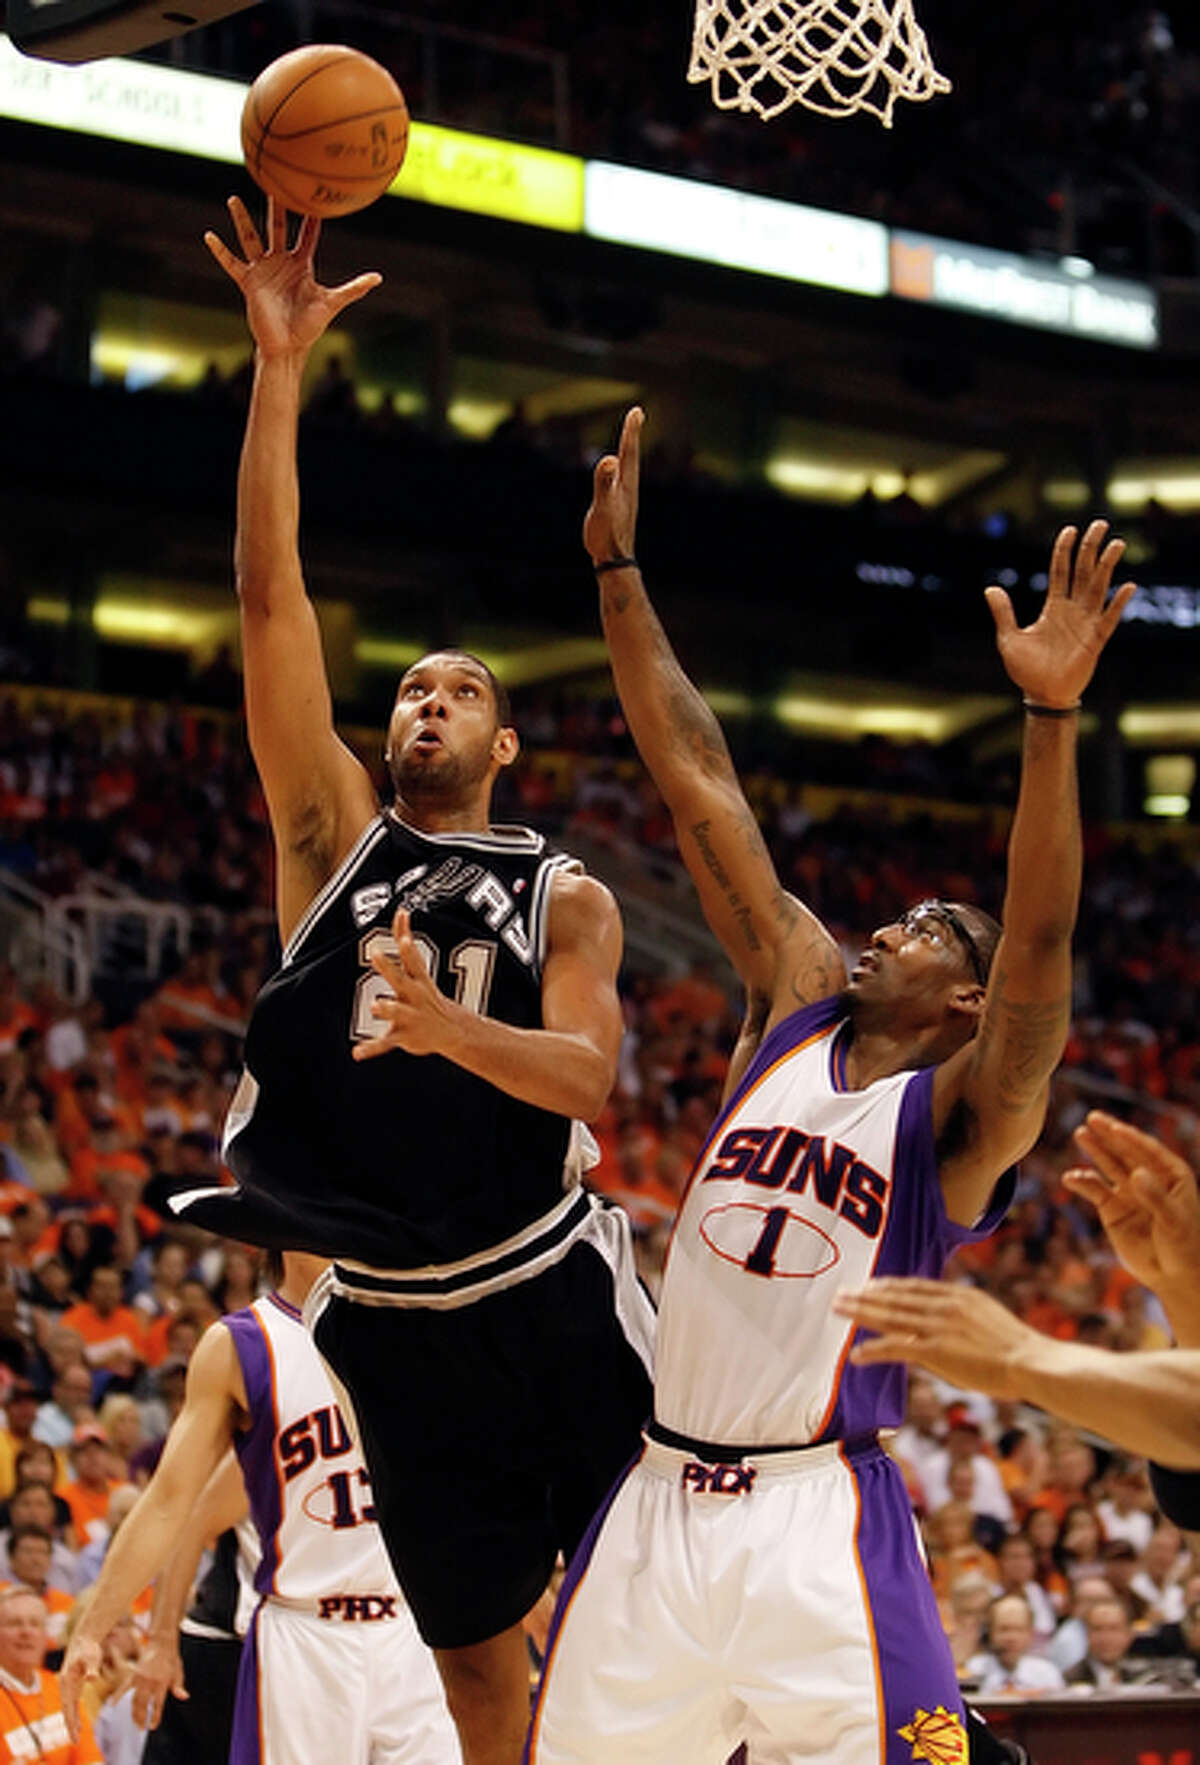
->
xmin=309 ymin=1211 xmax=655 ymax=1651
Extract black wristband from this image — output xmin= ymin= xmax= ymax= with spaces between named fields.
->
xmin=1023 ymin=698 xmax=1082 ymax=717
xmin=593 ymin=556 xmax=638 ymax=575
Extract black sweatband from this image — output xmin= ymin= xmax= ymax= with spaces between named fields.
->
xmin=1023 ymin=698 xmax=1082 ymax=716
xmin=593 ymin=556 xmax=638 ymax=575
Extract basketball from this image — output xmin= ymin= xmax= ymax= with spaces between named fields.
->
xmin=241 ymin=45 xmax=410 ymax=220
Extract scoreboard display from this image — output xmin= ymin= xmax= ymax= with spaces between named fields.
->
xmin=7 ymin=0 xmax=260 ymax=63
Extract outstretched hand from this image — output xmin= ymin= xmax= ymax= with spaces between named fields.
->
xmin=204 ymin=195 xmax=382 ymax=359
xmin=984 ymin=520 xmax=1134 ymax=708
xmin=1064 ymin=1110 xmax=1200 ymax=1307
xmin=584 ymin=406 xmax=644 ymax=566
xmin=832 ymin=1278 xmax=1034 ymax=1397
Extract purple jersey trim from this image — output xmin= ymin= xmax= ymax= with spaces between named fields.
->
xmin=819 ymin=1067 xmax=1016 ymax=1442
xmin=265 ymin=1291 xmax=302 ymax=1322
xmin=226 ymin=1308 xmax=283 ymax=1597
xmin=845 ymin=1446 xmax=968 ymax=1763
xmin=229 ymin=1599 xmax=263 ymax=1765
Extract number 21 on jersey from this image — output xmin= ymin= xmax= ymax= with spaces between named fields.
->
xmin=350 ymin=928 xmax=496 ymax=1043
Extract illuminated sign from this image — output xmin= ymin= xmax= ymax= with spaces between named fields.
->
xmin=0 ymin=35 xmax=1158 ymax=347
xmin=890 ymin=230 xmax=1158 ymax=349
xmin=0 ymin=31 xmax=244 ymax=159
xmin=401 ymin=122 xmax=582 ymax=232
xmin=0 ymin=36 xmax=584 ymax=231
xmin=585 ymin=160 xmax=889 ymax=297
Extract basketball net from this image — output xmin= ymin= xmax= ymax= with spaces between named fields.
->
xmin=688 ymin=0 xmax=951 ymax=127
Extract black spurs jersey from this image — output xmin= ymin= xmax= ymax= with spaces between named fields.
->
xmin=213 ymin=813 xmax=582 ymax=1268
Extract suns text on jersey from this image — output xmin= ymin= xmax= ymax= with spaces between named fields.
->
xmin=700 ymin=1126 xmax=888 ymax=1238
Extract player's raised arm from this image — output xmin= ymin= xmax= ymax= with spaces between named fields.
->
xmin=934 ymin=522 xmax=1134 ymax=1224
xmin=59 ymin=1324 xmax=246 ymax=1740
xmin=586 ymin=409 xmax=844 ymax=1017
xmin=132 ymin=1452 xmax=248 ymax=1732
xmin=205 ymin=196 xmax=380 ymax=939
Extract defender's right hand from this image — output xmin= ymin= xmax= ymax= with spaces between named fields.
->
xmin=59 ymin=1633 xmax=103 ymax=1742
xmin=204 ymin=195 xmax=381 ymax=359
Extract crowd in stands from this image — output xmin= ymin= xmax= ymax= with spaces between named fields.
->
xmin=0 ymin=681 xmax=1199 ymax=1748
xmin=159 ymin=1 xmax=1200 ymax=278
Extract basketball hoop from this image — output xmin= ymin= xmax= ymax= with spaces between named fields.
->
xmin=688 ymin=0 xmax=951 ymax=127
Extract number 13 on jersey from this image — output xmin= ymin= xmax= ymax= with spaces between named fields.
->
xmin=350 ymin=928 xmax=497 ymax=1043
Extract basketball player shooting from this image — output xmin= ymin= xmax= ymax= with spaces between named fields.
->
xmin=157 ymin=199 xmax=653 ymax=1765
xmin=527 ymin=408 xmax=1133 ymax=1764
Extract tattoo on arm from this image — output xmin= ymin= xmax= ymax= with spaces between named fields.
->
xmin=982 ymin=964 xmax=1069 ymax=1114
xmin=690 ymin=818 xmax=762 ymax=953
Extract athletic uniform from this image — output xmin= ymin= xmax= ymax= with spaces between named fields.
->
xmin=155 ymin=812 xmax=654 ymax=1649
xmin=530 ymin=996 xmax=1014 ymax=1765
xmin=225 ymin=1292 xmax=459 ymax=1765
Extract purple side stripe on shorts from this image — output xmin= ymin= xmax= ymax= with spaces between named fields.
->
xmin=229 ymin=1600 xmax=264 ymax=1765
xmin=226 ymin=1308 xmax=284 ymax=1596
xmin=845 ymin=1445 xmax=969 ymax=1765
xmin=523 ymin=1445 xmax=644 ymax=1763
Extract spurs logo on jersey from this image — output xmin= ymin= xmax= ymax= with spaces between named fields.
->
xmin=227 ymin=1294 xmax=399 ymax=1602
xmin=350 ymin=857 xmax=534 ymax=964
xmin=655 ymin=995 xmax=1013 ymax=1448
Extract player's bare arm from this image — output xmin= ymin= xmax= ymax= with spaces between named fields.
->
xmin=587 ymin=408 xmax=844 ymax=1017
xmin=1065 ymin=1110 xmax=1200 ymax=1347
xmin=933 ymin=521 xmax=1134 ymax=1225
xmin=132 ymin=1452 xmax=248 ymax=1732
xmin=834 ymin=1279 xmax=1200 ymax=1467
xmin=205 ymin=195 xmax=381 ymax=941
xmin=59 ymin=1323 xmax=249 ymax=1740
xmin=354 ymin=873 xmax=623 ymax=1121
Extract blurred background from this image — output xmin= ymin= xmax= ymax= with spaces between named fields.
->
xmin=0 ymin=5 xmax=1199 ymax=1754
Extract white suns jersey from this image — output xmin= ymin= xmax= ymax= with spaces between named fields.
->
xmin=226 ymin=1293 xmax=402 ymax=1608
xmin=655 ymin=996 xmax=1012 ymax=1447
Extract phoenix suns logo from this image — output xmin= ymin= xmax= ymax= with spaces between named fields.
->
xmin=897 ymin=1705 xmax=968 ymax=1765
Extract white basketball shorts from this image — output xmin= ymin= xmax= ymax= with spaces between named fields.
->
xmin=231 ymin=1596 xmax=461 ymax=1764
xmin=526 ymin=1434 xmax=968 ymax=1765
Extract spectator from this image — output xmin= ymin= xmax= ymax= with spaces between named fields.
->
xmin=942 ymin=1569 xmax=993 ymax=1683
xmin=967 ymin=1593 xmax=1067 ymax=1695
xmin=927 ymin=1501 xmax=998 ymax=1600
xmin=0 ymin=1583 xmax=100 ymax=1761
xmin=1131 ymin=1521 xmax=1189 ymax=1624
xmin=1046 ymin=1575 xmax=1122 ymax=1674
xmin=33 ymin=1365 xmax=94 ymax=1452
xmin=1096 ymin=1460 xmax=1155 ymax=1553
xmin=94 ymin=1397 xmax=141 ymax=1486
xmin=2 ymin=1524 xmax=73 ymax=1662
xmin=1055 ymin=1501 xmax=1107 ymax=1585
xmin=62 ymin=1426 xmax=115 ymax=1551
xmin=992 ymin=1533 xmax=1058 ymax=1646
xmin=0 ymin=1380 xmax=41 ymax=1500
xmin=1064 ymin=1597 xmax=1142 ymax=1688
xmin=0 ymin=1483 xmax=77 ymax=1596
xmin=921 ymin=1404 xmax=1014 ymax=1527
xmin=60 ymin=1270 xmax=144 ymax=1394
xmin=891 ymin=1375 xmax=947 ymax=1498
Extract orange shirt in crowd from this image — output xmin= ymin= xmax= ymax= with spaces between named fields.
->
xmin=62 ymin=1480 xmax=116 ymax=1550
xmin=59 ymin=1302 xmax=145 ymax=1372
xmin=0 ymin=1001 xmax=38 ymax=1057
xmin=0 ymin=1667 xmax=100 ymax=1762
xmin=65 ymin=1146 xmax=149 ymax=1206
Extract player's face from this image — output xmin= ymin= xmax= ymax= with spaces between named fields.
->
xmin=846 ymin=901 xmax=983 ymax=1015
xmin=387 ymin=654 xmax=510 ymax=803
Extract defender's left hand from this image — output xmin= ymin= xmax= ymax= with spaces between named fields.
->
xmin=353 ymin=909 xmax=464 ymax=1061
xmin=984 ymin=520 xmax=1135 ymax=708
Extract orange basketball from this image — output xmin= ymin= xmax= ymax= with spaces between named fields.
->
xmin=241 ymin=45 xmax=409 ymax=220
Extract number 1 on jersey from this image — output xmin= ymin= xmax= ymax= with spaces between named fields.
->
xmin=350 ymin=929 xmax=496 ymax=1043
